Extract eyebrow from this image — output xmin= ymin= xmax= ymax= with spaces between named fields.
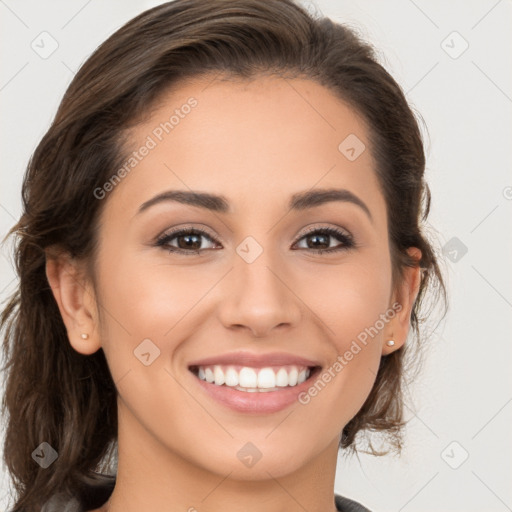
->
xmin=290 ymin=188 xmax=372 ymax=222
xmin=137 ymin=188 xmax=372 ymax=222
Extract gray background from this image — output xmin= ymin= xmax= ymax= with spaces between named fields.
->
xmin=1 ymin=1 xmax=511 ymax=511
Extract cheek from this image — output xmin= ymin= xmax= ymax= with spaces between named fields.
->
xmin=112 ymin=264 xmax=204 ymax=327
xmin=93 ymin=243 xmax=217 ymax=385
xmin=302 ymin=253 xmax=393 ymax=345
xmin=294 ymin=256 xmax=392 ymax=418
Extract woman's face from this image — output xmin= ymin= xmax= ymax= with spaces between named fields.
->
xmin=60 ymin=75 xmax=418 ymax=480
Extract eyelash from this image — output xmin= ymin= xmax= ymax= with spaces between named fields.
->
xmin=155 ymin=225 xmax=355 ymax=256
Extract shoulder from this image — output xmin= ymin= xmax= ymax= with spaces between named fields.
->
xmin=41 ymin=473 xmax=116 ymax=512
xmin=335 ymin=493 xmax=373 ymax=512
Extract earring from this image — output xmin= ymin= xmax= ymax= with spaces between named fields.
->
xmin=386 ymin=339 xmax=395 ymax=347
xmin=81 ymin=333 xmax=89 ymax=340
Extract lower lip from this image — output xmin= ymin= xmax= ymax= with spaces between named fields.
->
xmin=190 ymin=368 xmax=320 ymax=414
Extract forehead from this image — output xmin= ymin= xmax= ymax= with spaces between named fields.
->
xmin=105 ymin=74 xmax=385 ymax=220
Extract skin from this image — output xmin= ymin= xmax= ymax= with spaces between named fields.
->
xmin=46 ymin=75 xmax=421 ymax=512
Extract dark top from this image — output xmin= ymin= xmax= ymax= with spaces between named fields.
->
xmin=40 ymin=473 xmax=371 ymax=511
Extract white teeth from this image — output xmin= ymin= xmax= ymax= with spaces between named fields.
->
xmin=288 ymin=367 xmax=298 ymax=386
xmin=224 ymin=367 xmax=239 ymax=387
xmin=194 ymin=364 xmax=313 ymax=390
xmin=214 ymin=365 xmax=225 ymax=386
xmin=204 ymin=367 xmax=214 ymax=383
xmin=257 ymin=367 xmax=276 ymax=389
xmin=275 ymin=368 xmax=288 ymax=387
xmin=213 ymin=366 xmax=225 ymax=386
xmin=239 ymin=367 xmax=257 ymax=388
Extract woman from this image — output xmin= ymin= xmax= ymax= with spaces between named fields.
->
xmin=1 ymin=1 xmax=446 ymax=511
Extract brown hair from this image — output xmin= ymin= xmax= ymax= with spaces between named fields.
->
xmin=1 ymin=0 xmax=447 ymax=509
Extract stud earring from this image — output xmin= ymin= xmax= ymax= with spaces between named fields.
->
xmin=81 ymin=333 xmax=89 ymax=340
xmin=386 ymin=339 xmax=395 ymax=347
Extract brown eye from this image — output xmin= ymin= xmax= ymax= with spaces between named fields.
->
xmin=156 ymin=228 xmax=220 ymax=255
xmin=293 ymin=227 xmax=354 ymax=254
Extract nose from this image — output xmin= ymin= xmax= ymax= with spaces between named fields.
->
xmin=216 ymin=250 xmax=302 ymax=338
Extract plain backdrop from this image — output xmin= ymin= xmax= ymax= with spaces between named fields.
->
xmin=1 ymin=1 xmax=511 ymax=511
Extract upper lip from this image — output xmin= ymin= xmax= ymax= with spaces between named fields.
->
xmin=187 ymin=351 xmax=321 ymax=369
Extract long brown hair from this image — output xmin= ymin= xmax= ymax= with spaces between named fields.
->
xmin=1 ymin=0 xmax=447 ymax=509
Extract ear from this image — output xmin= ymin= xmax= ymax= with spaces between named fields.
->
xmin=45 ymin=250 xmax=102 ymax=355
xmin=382 ymin=247 xmax=423 ymax=355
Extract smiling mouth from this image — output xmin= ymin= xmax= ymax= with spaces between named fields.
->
xmin=188 ymin=364 xmax=321 ymax=392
